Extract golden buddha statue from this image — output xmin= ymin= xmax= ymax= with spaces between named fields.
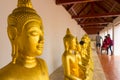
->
xmin=62 ymin=28 xmax=83 ymax=80
xmin=81 ymin=34 xmax=93 ymax=65
xmin=81 ymin=34 xmax=94 ymax=80
xmin=75 ymin=38 xmax=86 ymax=79
xmin=81 ymin=34 xmax=91 ymax=58
xmin=0 ymin=0 xmax=49 ymax=80
xmin=80 ymin=41 xmax=89 ymax=65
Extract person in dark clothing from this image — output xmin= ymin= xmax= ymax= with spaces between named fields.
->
xmin=106 ymin=34 xmax=113 ymax=55
xmin=96 ymin=32 xmax=103 ymax=53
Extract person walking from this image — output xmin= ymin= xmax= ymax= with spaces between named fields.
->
xmin=96 ymin=32 xmax=103 ymax=53
xmin=106 ymin=34 xmax=113 ymax=55
xmin=101 ymin=36 xmax=108 ymax=54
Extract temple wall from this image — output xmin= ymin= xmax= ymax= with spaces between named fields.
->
xmin=0 ymin=0 xmax=86 ymax=74
xmin=89 ymin=35 xmax=97 ymax=41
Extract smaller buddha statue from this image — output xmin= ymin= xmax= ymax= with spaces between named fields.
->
xmin=0 ymin=0 xmax=49 ymax=80
xmin=62 ymin=28 xmax=82 ymax=80
xmin=81 ymin=34 xmax=94 ymax=80
xmin=75 ymin=38 xmax=86 ymax=79
xmin=80 ymin=40 xmax=89 ymax=66
xmin=81 ymin=34 xmax=94 ymax=68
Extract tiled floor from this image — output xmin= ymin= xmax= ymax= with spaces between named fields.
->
xmin=98 ymin=53 xmax=120 ymax=80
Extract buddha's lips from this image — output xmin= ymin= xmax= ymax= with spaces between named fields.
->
xmin=36 ymin=45 xmax=43 ymax=49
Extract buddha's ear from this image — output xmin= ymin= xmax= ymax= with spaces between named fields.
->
xmin=7 ymin=27 xmax=17 ymax=42
xmin=64 ymin=41 xmax=69 ymax=51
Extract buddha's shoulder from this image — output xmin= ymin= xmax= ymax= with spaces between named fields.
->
xmin=0 ymin=62 xmax=16 ymax=80
xmin=37 ymin=58 xmax=48 ymax=68
xmin=0 ymin=62 xmax=13 ymax=71
xmin=37 ymin=58 xmax=46 ymax=64
xmin=36 ymin=58 xmax=49 ymax=77
xmin=62 ymin=51 xmax=75 ymax=57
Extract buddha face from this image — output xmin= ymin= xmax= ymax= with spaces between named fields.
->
xmin=68 ymin=38 xmax=76 ymax=50
xmin=18 ymin=21 xmax=44 ymax=57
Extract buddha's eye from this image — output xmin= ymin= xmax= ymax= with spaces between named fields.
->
xmin=29 ymin=31 xmax=40 ymax=36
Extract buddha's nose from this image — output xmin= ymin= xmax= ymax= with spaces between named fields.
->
xmin=38 ymin=36 xmax=44 ymax=43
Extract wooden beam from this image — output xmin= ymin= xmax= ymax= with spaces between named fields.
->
xmin=71 ymin=7 xmax=77 ymax=15
xmin=77 ymin=3 xmax=89 ymax=15
xmin=91 ymin=2 xmax=95 ymax=14
xmin=82 ymin=26 xmax=105 ymax=28
xmin=95 ymin=3 xmax=108 ymax=13
xmin=115 ymin=0 xmax=120 ymax=4
xmin=82 ymin=24 xmax=107 ymax=27
xmin=109 ymin=3 xmax=117 ymax=12
xmin=56 ymin=0 xmax=103 ymax=5
xmin=68 ymin=4 xmax=76 ymax=12
xmin=64 ymin=4 xmax=73 ymax=11
xmin=72 ymin=13 xmax=120 ymax=19
xmin=83 ymin=28 xmax=103 ymax=34
xmin=79 ymin=21 xmax=111 ymax=25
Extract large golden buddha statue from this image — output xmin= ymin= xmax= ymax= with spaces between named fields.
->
xmin=62 ymin=28 xmax=84 ymax=80
xmin=0 ymin=0 xmax=49 ymax=80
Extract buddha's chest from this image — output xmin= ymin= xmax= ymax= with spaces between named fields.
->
xmin=0 ymin=65 xmax=48 ymax=80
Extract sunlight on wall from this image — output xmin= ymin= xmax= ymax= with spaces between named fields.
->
xmin=114 ymin=24 xmax=120 ymax=56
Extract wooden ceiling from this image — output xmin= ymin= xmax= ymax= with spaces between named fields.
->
xmin=56 ymin=0 xmax=120 ymax=34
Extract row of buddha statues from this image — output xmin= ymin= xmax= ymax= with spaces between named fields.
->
xmin=0 ymin=0 xmax=94 ymax=80
xmin=62 ymin=28 xmax=94 ymax=80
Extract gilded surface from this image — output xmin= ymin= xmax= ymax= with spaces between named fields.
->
xmin=80 ymin=34 xmax=94 ymax=80
xmin=62 ymin=31 xmax=94 ymax=80
xmin=62 ymin=28 xmax=84 ymax=80
xmin=0 ymin=0 xmax=49 ymax=80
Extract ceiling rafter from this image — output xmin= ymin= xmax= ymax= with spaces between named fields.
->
xmin=90 ymin=2 xmax=95 ymax=14
xmin=79 ymin=21 xmax=111 ymax=25
xmin=82 ymin=26 xmax=105 ymax=28
xmin=95 ymin=3 xmax=108 ymax=13
xmin=77 ymin=8 xmax=91 ymax=23
xmin=71 ymin=8 xmax=77 ymax=15
xmin=56 ymin=0 xmax=103 ymax=5
xmin=115 ymin=0 xmax=120 ymax=4
xmin=57 ymin=0 xmax=120 ymax=34
xmin=109 ymin=3 xmax=117 ymax=12
xmin=77 ymin=3 xmax=89 ymax=15
xmin=64 ymin=4 xmax=73 ymax=11
xmin=68 ymin=4 xmax=76 ymax=11
xmin=72 ymin=13 xmax=120 ymax=19
xmin=83 ymin=28 xmax=103 ymax=34
xmin=82 ymin=24 xmax=107 ymax=27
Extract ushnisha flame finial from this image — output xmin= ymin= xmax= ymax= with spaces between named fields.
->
xmin=17 ymin=0 xmax=33 ymax=8
xmin=66 ymin=28 xmax=71 ymax=35
xmin=64 ymin=28 xmax=75 ymax=42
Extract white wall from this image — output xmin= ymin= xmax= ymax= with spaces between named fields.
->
xmin=0 ymin=0 xmax=86 ymax=74
xmin=89 ymin=34 xmax=97 ymax=41
xmin=113 ymin=16 xmax=120 ymax=56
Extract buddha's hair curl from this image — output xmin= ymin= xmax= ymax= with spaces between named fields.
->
xmin=7 ymin=7 xmax=43 ymax=33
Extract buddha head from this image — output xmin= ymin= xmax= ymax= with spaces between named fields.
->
xmin=81 ymin=34 xmax=90 ymax=48
xmin=7 ymin=0 xmax=44 ymax=64
xmin=63 ymin=28 xmax=76 ymax=51
xmin=81 ymin=34 xmax=90 ymax=43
